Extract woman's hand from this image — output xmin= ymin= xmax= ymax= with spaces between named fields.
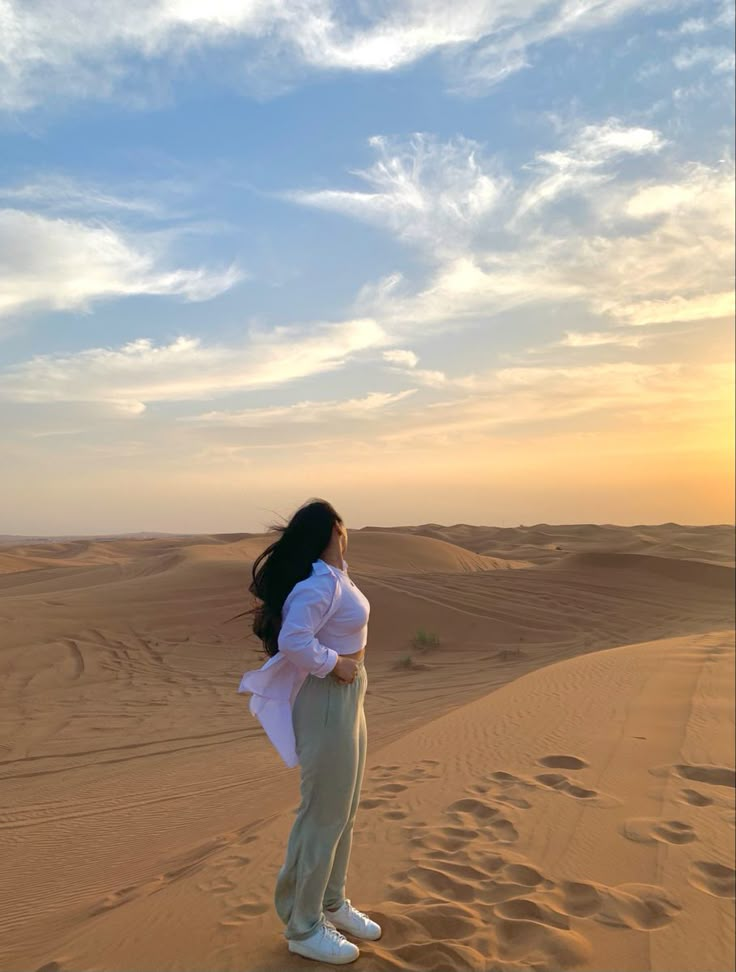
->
xmin=332 ymin=654 xmax=360 ymax=684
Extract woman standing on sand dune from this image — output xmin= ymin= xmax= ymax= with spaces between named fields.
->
xmin=237 ymin=497 xmax=381 ymax=965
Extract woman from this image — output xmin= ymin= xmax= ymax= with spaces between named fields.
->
xmin=237 ymin=498 xmax=381 ymax=965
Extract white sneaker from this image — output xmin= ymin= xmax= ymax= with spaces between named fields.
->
xmin=324 ymin=898 xmax=382 ymax=941
xmin=287 ymin=921 xmax=360 ymax=964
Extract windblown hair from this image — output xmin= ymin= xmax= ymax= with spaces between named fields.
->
xmin=236 ymin=498 xmax=343 ymax=659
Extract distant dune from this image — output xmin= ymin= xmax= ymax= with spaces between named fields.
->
xmin=555 ymin=551 xmax=735 ymax=590
xmin=0 ymin=522 xmax=733 ymax=971
xmin=362 ymin=522 xmax=736 ymax=567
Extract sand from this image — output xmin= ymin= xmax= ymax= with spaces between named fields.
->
xmin=0 ymin=524 xmax=733 ymax=971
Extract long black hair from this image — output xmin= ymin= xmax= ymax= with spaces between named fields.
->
xmin=237 ymin=498 xmax=343 ymax=659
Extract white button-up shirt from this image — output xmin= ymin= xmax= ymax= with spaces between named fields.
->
xmin=237 ymin=557 xmax=370 ymax=767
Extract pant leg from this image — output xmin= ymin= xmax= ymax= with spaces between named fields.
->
xmin=274 ymin=663 xmax=366 ymax=942
xmin=323 ymin=698 xmax=367 ymax=911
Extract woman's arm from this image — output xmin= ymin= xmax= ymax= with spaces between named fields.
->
xmin=277 ymin=577 xmax=340 ymax=677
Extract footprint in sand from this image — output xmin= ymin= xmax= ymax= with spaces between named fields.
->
xmin=495 ymin=916 xmax=593 ymax=968
xmin=482 ymin=764 xmax=618 ymax=808
xmin=360 ymin=760 xmax=440 ymax=820
xmin=370 ymin=763 xmax=402 ymax=773
xmin=468 ymin=781 xmax=532 ymax=808
xmin=502 ymin=863 xmax=546 ymax=887
xmin=494 ymin=793 xmax=533 ymax=809
xmin=359 ymin=797 xmax=389 ymax=810
xmin=549 ymin=880 xmax=603 ymax=918
xmin=678 ymin=788 xmax=714 ymax=807
xmin=537 ymin=755 xmax=589 ymax=770
xmin=592 ymin=883 xmax=682 ymax=930
xmin=494 ymin=896 xmax=571 ymax=929
xmin=688 ymin=860 xmax=735 ymax=899
xmin=370 ymin=759 xmax=441 ymax=783
xmin=651 ymin=762 xmax=736 ymax=789
xmin=218 ymin=899 xmax=269 ymax=925
xmin=534 ymin=773 xmax=600 ymax=802
xmin=197 ymin=878 xmax=237 ymax=894
xmin=388 ymin=844 xmax=594 ymax=968
xmin=221 ymin=855 xmax=251 ymax=867
xmin=376 ymin=782 xmax=409 ymax=795
xmin=621 ymin=818 xmax=697 ymax=845
xmin=674 ymin=763 xmax=735 ymax=788
xmin=406 ymin=823 xmax=482 ymax=855
xmin=445 ymin=798 xmax=519 ymax=843
xmin=374 ymin=771 xmax=682 ymax=970
xmin=487 ymin=770 xmax=532 ymax=786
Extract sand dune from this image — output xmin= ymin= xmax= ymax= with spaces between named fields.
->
xmin=211 ymin=630 xmax=734 ymax=972
xmin=554 ymin=552 xmax=735 ymax=591
xmin=0 ymin=523 xmax=733 ymax=971
xmin=371 ymin=523 xmax=736 ymax=567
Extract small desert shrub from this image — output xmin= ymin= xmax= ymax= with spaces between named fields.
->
xmin=411 ymin=627 xmax=440 ymax=651
xmin=396 ymin=653 xmax=417 ymax=669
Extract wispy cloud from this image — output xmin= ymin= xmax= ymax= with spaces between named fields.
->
xmin=0 ymin=208 xmax=243 ymax=319
xmin=514 ymin=120 xmax=666 ymax=220
xmin=0 ymin=176 xmax=164 ymax=217
xmin=0 ymin=0 xmax=684 ymax=112
xmin=330 ymin=141 xmax=734 ymax=337
xmin=605 ymin=292 xmax=734 ymax=327
xmin=287 ymin=122 xmax=667 ymax=257
xmin=558 ymin=330 xmax=652 ymax=348
xmin=286 ymin=133 xmax=508 ymax=256
xmin=0 ymin=320 xmax=389 ymax=413
xmin=674 ymin=44 xmax=735 ymax=73
xmin=382 ymin=349 xmax=418 ymax=369
xmin=373 ymin=361 xmax=734 ymax=446
xmin=185 ymin=389 xmax=417 ymax=427
xmin=674 ymin=17 xmax=710 ymax=34
xmin=381 ymin=349 xmax=450 ymax=387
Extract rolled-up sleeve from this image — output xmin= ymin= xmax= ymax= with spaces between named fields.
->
xmin=277 ymin=578 xmax=340 ymax=677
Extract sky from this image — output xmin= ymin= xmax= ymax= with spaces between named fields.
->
xmin=1 ymin=0 xmax=734 ymax=535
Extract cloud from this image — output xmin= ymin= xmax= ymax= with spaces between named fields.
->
xmin=0 ymin=208 xmax=243 ymax=318
xmin=514 ymin=120 xmax=666 ymax=220
xmin=359 ymin=251 xmax=586 ymax=338
xmin=445 ymin=0 xmax=670 ymax=95
xmin=0 ymin=176 xmax=163 ymax=216
xmin=2 ymin=128 xmax=732 ymax=422
xmin=0 ymin=320 xmax=389 ymax=412
xmin=674 ymin=44 xmax=736 ymax=73
xmin=382 ymin=349 xmax=418 ymax=368
xmin=381 ymin=349 xmax=452 ymax=387
xmin=286 ymin=133 xmax=508 ymax=255
xmin=558 ymin=330 xmax=651 ymax=348
xmin=0 ymin=0 xmax=684 ymax=112
xmin=346 ymin=149 xmax=734 ymax=337
xmin=185 ymin=389 xmax=417 ymax=426
xmin=187 ymin=359 xmax=733 ymax=456
xmin=605 ymin=291 xmax=734 ymax=327
xmin=674 ymin=17 xmax=709 ymax=34
xmin=373 ymin=361 xmax=734 ymax=446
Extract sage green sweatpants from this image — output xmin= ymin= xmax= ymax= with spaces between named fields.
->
xmin=274 ymin=659 xmax=368 ymax=942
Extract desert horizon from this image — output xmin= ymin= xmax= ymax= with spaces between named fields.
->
xmin=1 ymin=520 xmax=733 ymax=971
xmin=2 ymin=518 xmax=736 ymax=543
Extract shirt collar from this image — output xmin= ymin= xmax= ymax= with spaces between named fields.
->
xmin=314 ymin=557 xmax=348 ymax=574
